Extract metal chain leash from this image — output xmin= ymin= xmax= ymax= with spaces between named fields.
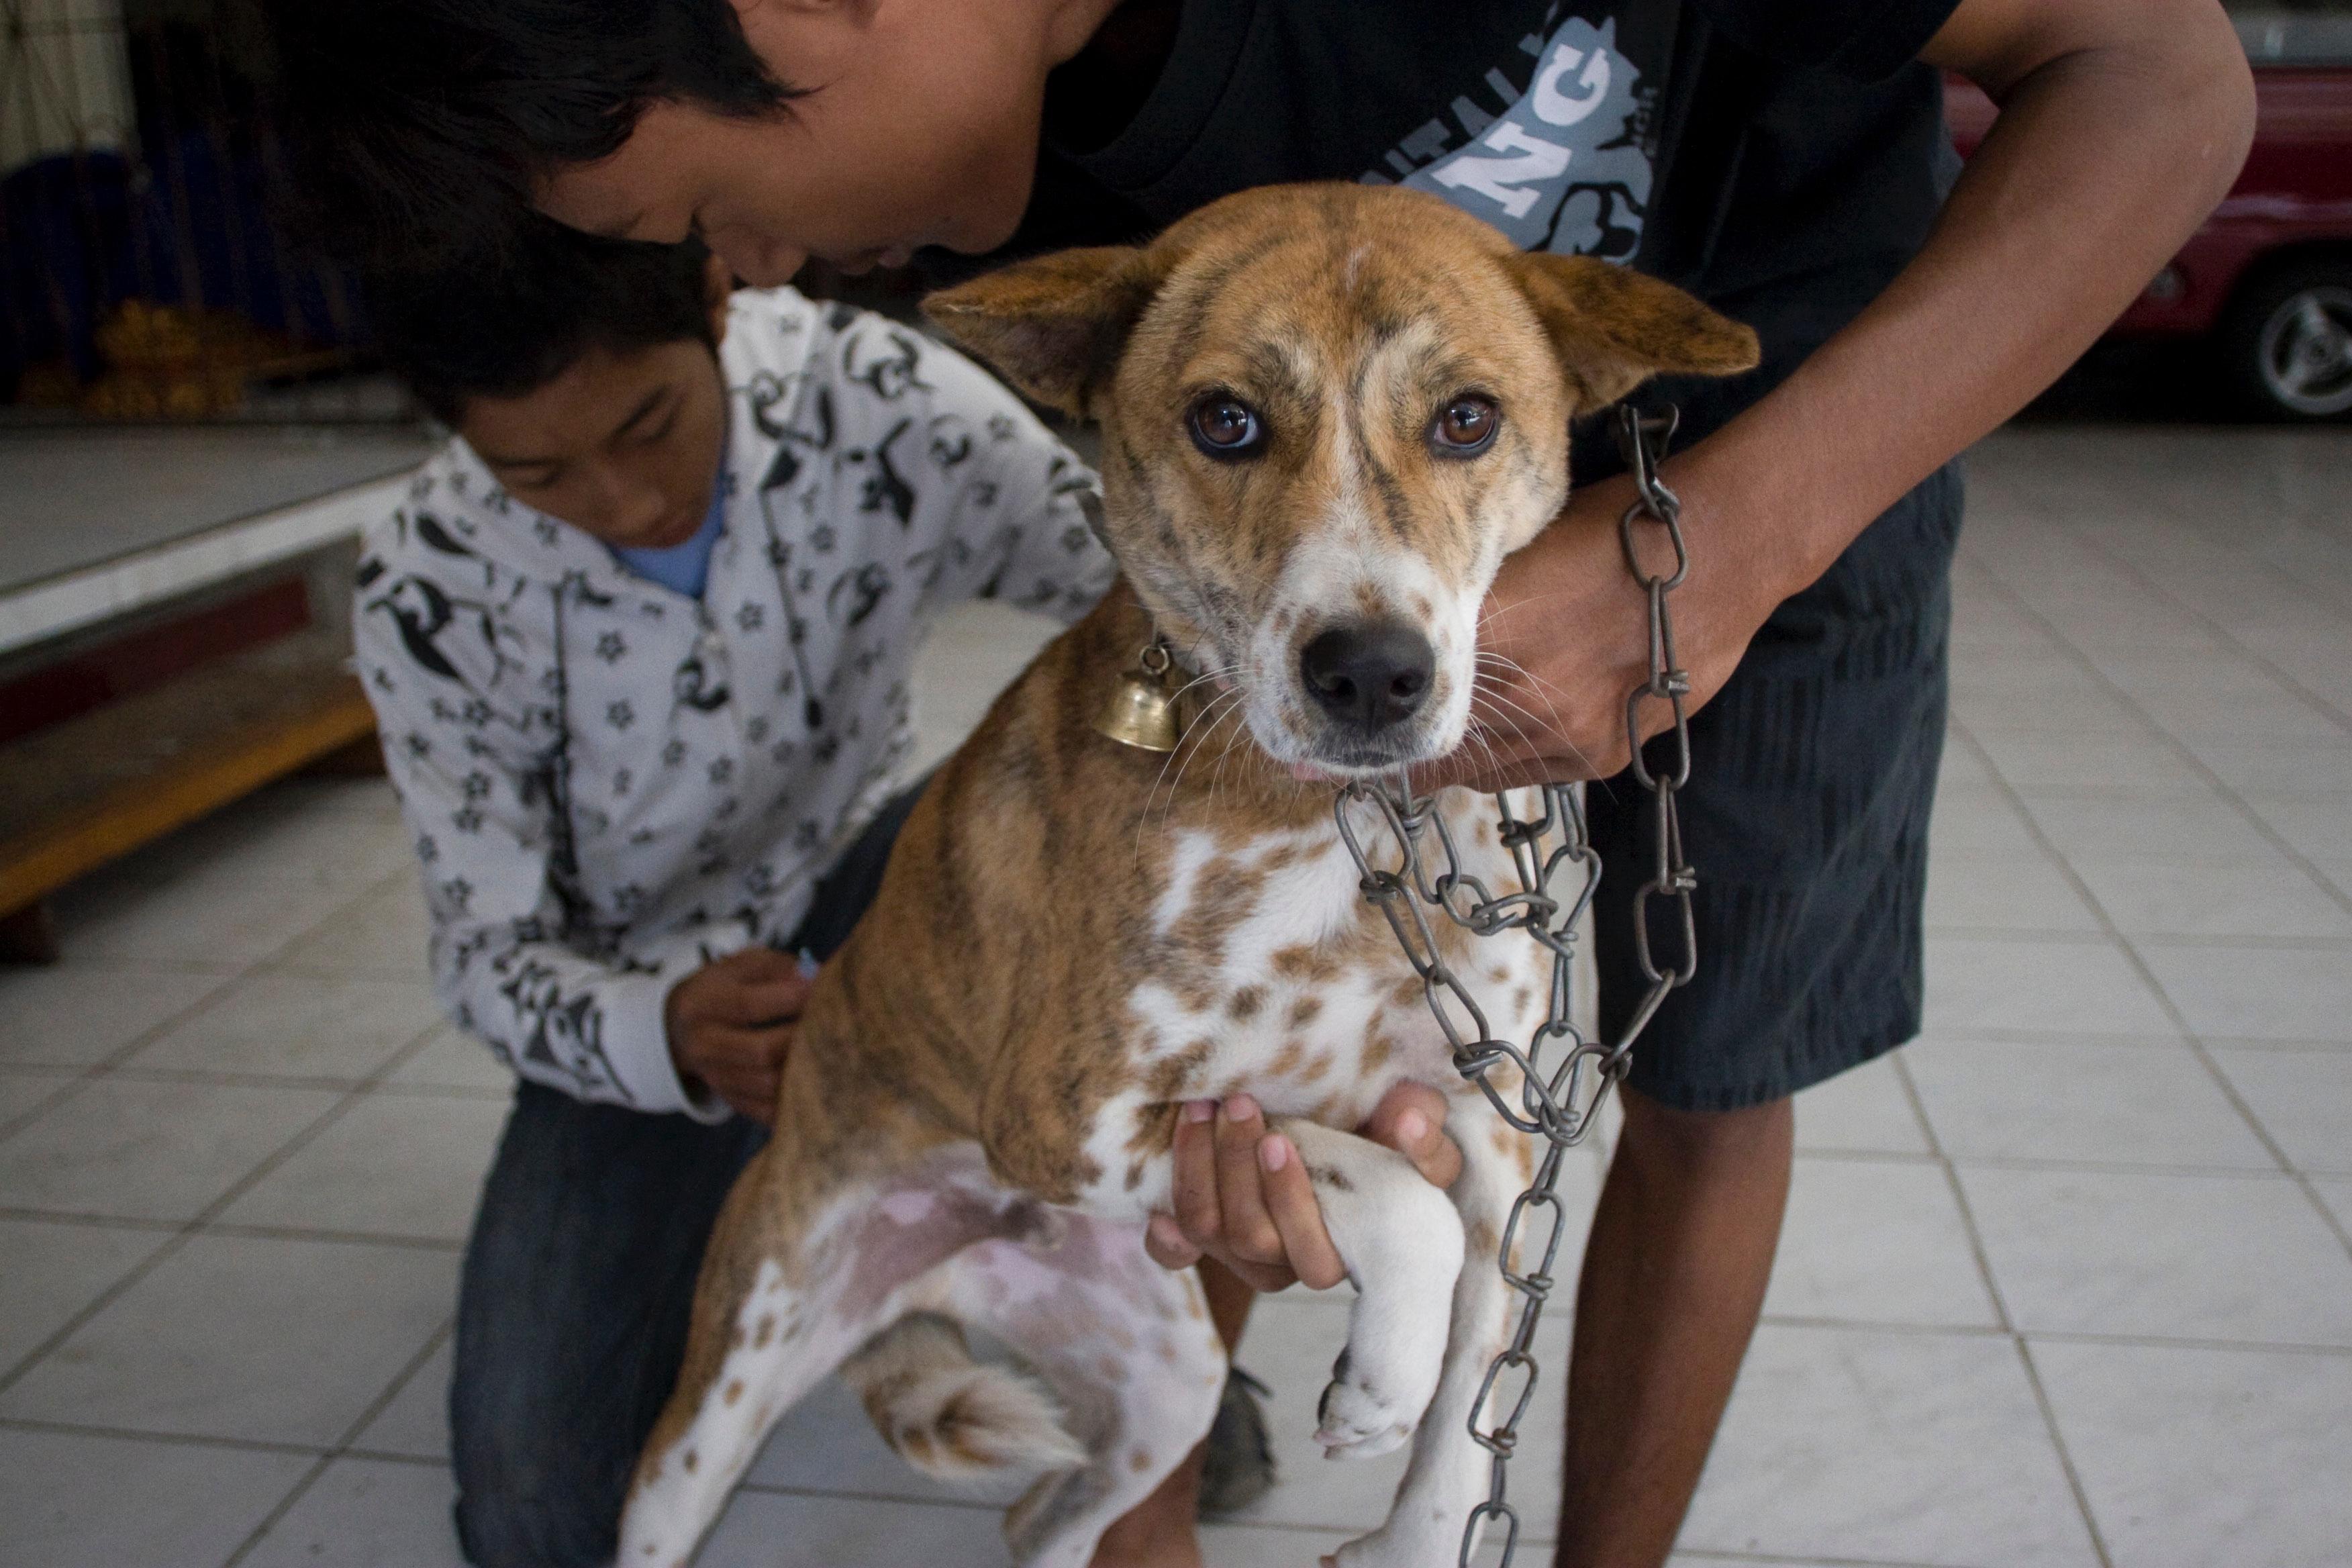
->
xmin=1334 ymin=404 xmax=1700 ymax=1567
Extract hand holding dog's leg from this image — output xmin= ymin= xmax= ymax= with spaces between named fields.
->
xmin=1142 ymin=1083 xmax=1463 ymax=1289
xmin=1159 ymin=1103 xmax=1467 ymax=1457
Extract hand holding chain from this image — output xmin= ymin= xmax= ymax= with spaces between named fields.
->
xmin=1334 ymin=403 xmax=1701 ymax=1567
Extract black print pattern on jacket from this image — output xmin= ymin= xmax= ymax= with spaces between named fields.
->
xmin=356 ymin=285 xmax=1114 ymax=1118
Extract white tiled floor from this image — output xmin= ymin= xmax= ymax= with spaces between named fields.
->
xmin=3 ymin=424 xmax=2349 ymax=1567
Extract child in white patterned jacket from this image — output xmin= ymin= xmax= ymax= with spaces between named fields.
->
xmin=356 ymin=226 xmax=1112 ymax=1562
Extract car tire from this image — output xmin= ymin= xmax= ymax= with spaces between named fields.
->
xmin=2219 ymin=260 xmax=2352 ymax=421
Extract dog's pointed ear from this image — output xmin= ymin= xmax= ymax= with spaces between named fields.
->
xmin=1507 ymin=254 xmax=1760 ymax=409
xmin=922 ymin=247 xmax=1159 ymax=419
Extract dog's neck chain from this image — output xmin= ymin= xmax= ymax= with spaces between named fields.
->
xmin=1337 ymin=404 xmax=1698 ymax=1568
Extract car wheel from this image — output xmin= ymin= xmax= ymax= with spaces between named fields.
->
xmin=2222 ymin=262 xmax=2352 ymax=420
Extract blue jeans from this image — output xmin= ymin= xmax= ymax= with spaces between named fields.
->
xmin=448 ymin=785 xmax=924 ymax=1568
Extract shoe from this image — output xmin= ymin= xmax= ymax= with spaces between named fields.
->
xmin=1196 ymin=1366 xmax=1276 ymax=1517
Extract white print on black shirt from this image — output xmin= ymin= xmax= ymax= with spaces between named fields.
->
xmin=1364 ymin=8 xmax=1656 ymax=262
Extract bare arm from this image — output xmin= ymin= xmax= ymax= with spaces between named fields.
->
xmin=1430 ymin=0 xmax=2257 ymax=789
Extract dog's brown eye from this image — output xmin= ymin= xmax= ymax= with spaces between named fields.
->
xmin=1432 ymin=396 xmax=1500 ymax=455
xmin=1189 ymin=394 xmax=1265 ymax=458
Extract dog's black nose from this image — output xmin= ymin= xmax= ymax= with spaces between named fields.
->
xmin=1300 ymin=623 xmax=1436 ymax=734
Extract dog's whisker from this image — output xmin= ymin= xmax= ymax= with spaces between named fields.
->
xmin=1461 ymin=701 xmax=1521 ymax=786
xmin=1475 ymin=651 xmax=1580 ymax=732
xmin=1470 ymin=651 xmax=1604 ymax=778
xmin=1465 ymin=698 xmax=1534 ymax=753
xmin=1132 ymin=683 xmax=1248 ymax=866
xmin=1205 ymin=703 xmax=1249 ymax=814
xmin=1188 ymin=689 xmax=1255 ymax=828
xmin=1467 ymin=658 xmax=1580 ymax=738
xmin=1468 ymin=683 xmax=1551 ymax=754
xmin=1470 ymin=684 xmax=1559 ymax=750
xmin=1465 ymin=685 xmax=1604 ymax=787
xmin=1143 ymin=684 xmax=1248 ymax=842
xmin=1165 ymin=662 xmax=1241 ymax=706
xmin=1474 ymin=648 xmax=1573 ymax=711
xmin=1475 ymin=587 xmax=1589 ymax=636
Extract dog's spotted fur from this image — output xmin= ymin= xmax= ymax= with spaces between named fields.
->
xmin=620 ymin=183 xmax=1756 ymax=1568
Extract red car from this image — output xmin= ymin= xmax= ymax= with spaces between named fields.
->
xmin=1949 ymin=11 xmax=2352 ymax=420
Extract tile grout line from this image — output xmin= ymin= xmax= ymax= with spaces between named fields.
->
xmin=218 ymin=1316 xmax=458 ymax=1568
xmin=2014 ymin=1326 xmax=2352 ymax=1358
xmin=0 ymin=1208 xmax=473 ymax=1259
xmin=1888 ymin=1046 xmax=2116 ymax=1568
xmin=730 ymin=1479 xmax=1008 ymax=1514
xmin=1922 ymin=925 xmax=2114 ymax=947
xmin=1948 ymin=717 xmax=2316 ymax=1177
xmin=0 ymin=1070 xmax=87 ymax=1143
xmin=1663 ymin=1549 xmax=1994 ymax=1568
xmin=320 ymin=1445 xmax=448 ymax=1469
xmin=1951 ymin=630 xmax=2352 ymax=1264
xmin=0 ymin=856 xmax=412 ymax=1147
xmin=246 ymin=862 xmax=429 ymax=983
xmin=2114 ymin=926 xmax=2352 ymax=1266
xmin=0 ymin=1208 xmax=185 ymax=1235
xmin=1912 ymin=1023 xmax=2352 ymax=1051
xmin=1959 ymin=567 xmax=2352 ymax=922
xmin=1806 ymin=1148 xmax=2320 ymax=1178
xmin=0 ymin=1014 xmax=447 ymax=1400
xmin=1926 ymin=921 xmax=2352 ymax=954
xmin=2054 ymin=510 xmax=2352 ymax=738
xmin=68 ymin=1064 xmax=503 ymax=1097
xmin=0 ymin=954 xmax=303 ymax=1384
xmin=209 ymin=1220 xmax=466 ymax=1251
xmin=0 ymin=1415 xmax=328 ymax=1459
xmin=0 ymin=968 xmax=250 ymax=1144
xmin=1943 ymin=1155 xmax=2325 ymax=1179
xmin=2124 ymin=932 xmax=2352 ymax=953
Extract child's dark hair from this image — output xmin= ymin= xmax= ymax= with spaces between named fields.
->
xmin=265 ymin=0 xmax=795 ymax=264
xmin=369 ymin=222 xmax=722 ymax=426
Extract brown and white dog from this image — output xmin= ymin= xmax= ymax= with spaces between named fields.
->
xmin=619 ymin=183 xmax=1756 ymax=1568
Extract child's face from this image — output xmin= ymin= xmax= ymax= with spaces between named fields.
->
xmin=458 ymin=334 xmax=730 ymax=553
xmin=536 ymin=0 xmax=1115 ymax=286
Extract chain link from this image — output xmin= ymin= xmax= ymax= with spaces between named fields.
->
xmin=1334 ymin=403 xmax=1700 ymax=1567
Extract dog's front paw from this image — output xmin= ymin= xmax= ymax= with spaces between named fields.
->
xmin=1313 ymin=1349 xmax=1421 ymax=1461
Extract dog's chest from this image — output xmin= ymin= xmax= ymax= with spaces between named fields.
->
xmin=1115 ymin=799 xmax=1553 ymax=1129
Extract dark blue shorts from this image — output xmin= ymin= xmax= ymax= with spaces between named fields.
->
xmin=1586 ymin=460 xmax=1964 ymax=1112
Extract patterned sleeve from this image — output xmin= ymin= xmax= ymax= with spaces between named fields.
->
xmin=353 ymin=546 xmax=727 ymax=1121
xmin=825 ymin=311 xmax=1117 ymax=626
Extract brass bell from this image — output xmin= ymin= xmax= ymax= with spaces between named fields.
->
xmin=1094 ymin=638 xmax=1184 ymax=753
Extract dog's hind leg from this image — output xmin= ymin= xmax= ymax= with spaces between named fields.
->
xmin=616 ymin=1147 xmax=874 ymax=1568
xmin=1330 ymin=1102 xmax=1534 ymax=1568
xmin=930 ymin=1218 xmax=1228 ymax=1568
xmin=619 ymin=1142 xmax=1046 ymax=1567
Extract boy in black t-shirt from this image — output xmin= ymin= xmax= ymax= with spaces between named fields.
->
xmin=271 ymin=3 xmax=2255 ymax=1565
